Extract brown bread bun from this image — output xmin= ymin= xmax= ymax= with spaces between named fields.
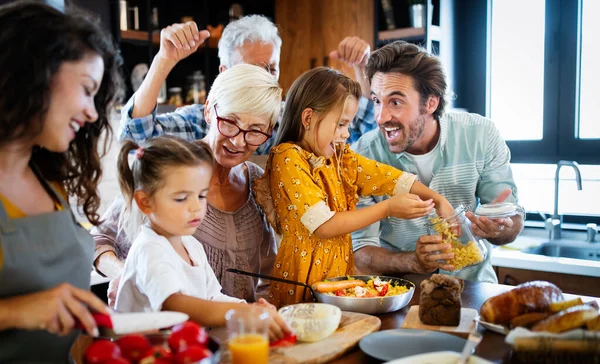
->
xmin=480 ymin=281 xmax=563 ymax=325
xmin=531 ymin=305 xmax=599 ymax=333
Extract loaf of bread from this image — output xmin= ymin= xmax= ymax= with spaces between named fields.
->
xmin=532 ymin=305 xmax=599 ymax=333
xmin=480 ymin=281 xmax=564 ymax=325
xmin=419 ymin=274 xmax=464 ymax=326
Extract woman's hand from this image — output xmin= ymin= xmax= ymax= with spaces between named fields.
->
xmin=253 ymin=298 xmax=293 ymax=341
xmin=5 ymin=283 xmax=108 ymax=337
xmin=107 ymin=273 xmax=122 ymax=309
xmin=387 ymin=193 xmax=434 ymax=220
xmin=157 ymin=22 xmax=210 ymax=65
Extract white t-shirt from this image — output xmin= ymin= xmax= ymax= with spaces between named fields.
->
xmin=403 ymin=140 xmax=440 ymax=186
xmin=115 ymin=225 xmax=244 ymax=313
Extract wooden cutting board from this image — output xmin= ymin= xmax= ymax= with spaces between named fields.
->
xmin=218 ymin=311 xmax=381 ymax=364
xmin=401 ymin=305 xmax=477 ymax=338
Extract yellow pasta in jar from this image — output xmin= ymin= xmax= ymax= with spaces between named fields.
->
xmin=429 ymin=217 xmax=483 ymax=271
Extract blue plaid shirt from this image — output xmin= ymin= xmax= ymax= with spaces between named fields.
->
xmin=118 ymin=95 xmax=376 ymax=154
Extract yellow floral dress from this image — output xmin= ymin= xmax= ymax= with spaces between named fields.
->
xmin=254 ymin=143 xmax=416 ymax=307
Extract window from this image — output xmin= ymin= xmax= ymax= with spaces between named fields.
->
xmin=489 ymin=0 xmax=545 ymax=141
xmin=512 ymin=164 xmax=600 ymax=222
xmin=488 ymin=0 xmax=600 ymax=165
xmin=488 ymin=0 xmax=599 ymax=220
xmin=578 ymin=0 xmax=600 ymax=139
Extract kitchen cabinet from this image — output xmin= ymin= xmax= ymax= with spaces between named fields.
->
xmin=275 ymin=0 xmax=374 ymax=95
xmin=494 ymin=266 xmax=600 ymax=297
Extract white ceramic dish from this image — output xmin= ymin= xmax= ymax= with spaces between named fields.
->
xmin=278 ymin=303 xmax=341 ymax=342
xmin=474 ymin=316 xmax=509 ymax=335
xmin=383 ymin=350 xmax=494 ymax=364
xmin=359 ymin=329 xmax=466 ymax=361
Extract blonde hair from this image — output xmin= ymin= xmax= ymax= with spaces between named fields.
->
xmin=207 ymin=64 xmax=282 ymax=128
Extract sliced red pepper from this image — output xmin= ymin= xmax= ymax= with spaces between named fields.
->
xmin=270 ymin=333 xmax=297 ymax=348
xmin=334 ymin=290 xmax=345 ymax=296
xmin=379 ymin=283 xmax=389 ymax=297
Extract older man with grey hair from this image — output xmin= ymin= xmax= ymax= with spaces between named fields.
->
xmin=119 ymin=15 xmax=378 ymax=154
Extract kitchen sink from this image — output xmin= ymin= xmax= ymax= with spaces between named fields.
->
xmin=521 ymin=240 xmax=600 ymax=261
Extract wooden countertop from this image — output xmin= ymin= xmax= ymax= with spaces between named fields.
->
xmin=328 ymin=273 xmax=599 ymax=364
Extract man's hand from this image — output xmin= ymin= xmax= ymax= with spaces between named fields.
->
xmin=329 ymin=36 xmax=370 ymax=68
xmin=415 ymin=235 xmax=454 ymax=272
xmin=157 ymin=22 xmax=210 ymax=66
xmin=465 ymin=189 xmax=515 ymax=239
xmin=330 ymin=36 xmax=371 ymax=96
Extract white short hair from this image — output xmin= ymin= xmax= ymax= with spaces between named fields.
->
xmin=218 ymin=15 xmax=282 ymax=68
xmin=207 ymin=64 xmax=282 ymax=127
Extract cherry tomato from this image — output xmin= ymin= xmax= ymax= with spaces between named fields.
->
xmin=139 ymin=346 xmax=173 ymax=364
xmin=116 ymin=334 xmax=151 ymax=363
xmin=84 ymin=340 xmax=122 ymax=364
xmin=168 ymin=321 xmax=207 ymax=353
xmin=174 ymin=346 xmax=212 ymax=364
xmin=103 ymin=358 xmax=132 ymax=364
xmin=270 ymin=333 xmax=297 ymax=348
xmin=379 ymin=283 xmax=389 ymax=297
xmin=334 ymin=290 xmax=345 ymax=296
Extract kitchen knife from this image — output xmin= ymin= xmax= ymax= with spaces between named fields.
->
xmin=76 ymin=311 xmax=189 ymax=335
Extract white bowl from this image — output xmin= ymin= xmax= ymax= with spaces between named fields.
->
xmin=383 ymin=351 xmax=494 ymax=364
xmin=278 ymin=303 xmax=341 ymax=342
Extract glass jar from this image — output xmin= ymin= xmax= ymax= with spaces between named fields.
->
xmin=475 ymin=202 xmax=525 ymax=219
xmin=425 ymin=204 xmax=488 ymax=272
xmin=167 ymin=87 xmax=183 ymax=107
xmin=185 ymin=70 xmax=206 ymax=105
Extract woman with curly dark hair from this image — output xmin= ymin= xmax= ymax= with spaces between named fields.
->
xmin=0 ymin=1 xmax=123 ymax=361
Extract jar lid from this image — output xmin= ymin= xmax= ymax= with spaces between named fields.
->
xmin=475 ymin=202 xmax=524 ymax=218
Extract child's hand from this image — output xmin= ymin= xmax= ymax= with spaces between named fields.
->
xmin=387 ymin=193 xmax=434 ymax=219
xmin=254 ymin=298 xmax=293 ymax=341
xmin=436 ymin=199 xmax=455 ymax=220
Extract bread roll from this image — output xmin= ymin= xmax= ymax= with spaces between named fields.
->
xmin=480 ymin=281 xmax=563 ymax=325
xmin=419 ymin=274 xmax=464 ymax=326
xmin=532 ymin=305 xmax=599 ymax=333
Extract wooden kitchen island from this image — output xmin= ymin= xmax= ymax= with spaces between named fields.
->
xmin=327 ymin=273 xmax=599 ymax=364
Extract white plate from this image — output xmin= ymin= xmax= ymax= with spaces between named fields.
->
xmin=474 ymin=317 xmax=509 ymax=335
xmin=384 ymin=350 xmax=494 ymax=364
xmin=359 ymin=329 xmax=465 ymax=362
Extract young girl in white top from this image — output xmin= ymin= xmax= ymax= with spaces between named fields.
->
xmin=114 ymin=136 xmax=290 ymax=339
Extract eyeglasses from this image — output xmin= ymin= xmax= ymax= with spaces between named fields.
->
xmin=214 ymin=105 xmax=271 ymax=146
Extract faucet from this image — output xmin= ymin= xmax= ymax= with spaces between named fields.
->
xmin=551 ymin=161 xmax=583 ymax=240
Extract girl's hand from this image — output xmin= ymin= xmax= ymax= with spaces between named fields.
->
xmin=254 ymin=298 xmax=293 ymax=341
xmin=436 ymin=199 xmax=455 ymax=220
xmin=157 ymin=22 xmax=210 ymax=65
xmin=7 ymin=283 xmax=108 ymax=337
xmin=387 ymin=193 xmax=434 ymax=219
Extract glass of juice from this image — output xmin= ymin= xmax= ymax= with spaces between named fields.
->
xmin=225 ymin=306 xmax=270 ymax=364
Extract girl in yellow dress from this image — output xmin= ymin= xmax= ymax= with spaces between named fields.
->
xmin=254 ymin=67 xmax=453 ymax=307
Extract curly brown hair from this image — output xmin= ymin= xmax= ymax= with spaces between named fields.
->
xmin=0 ymin=1 xmax=124 ymax=225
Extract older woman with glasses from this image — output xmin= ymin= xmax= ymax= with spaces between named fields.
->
xmin=93 ymin=64 xmax=282 ymax=306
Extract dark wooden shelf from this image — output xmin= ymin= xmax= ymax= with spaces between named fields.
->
xmin=121 ymin=30 xmax=160 ymax=45
xmin=378 ymin=25 xmax=441 ymax=43
xmin=120 ymin=30 xmax=217 ymax=50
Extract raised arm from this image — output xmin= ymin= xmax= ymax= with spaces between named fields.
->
xmin=132 ymin=22 xmax=209 ymax=118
